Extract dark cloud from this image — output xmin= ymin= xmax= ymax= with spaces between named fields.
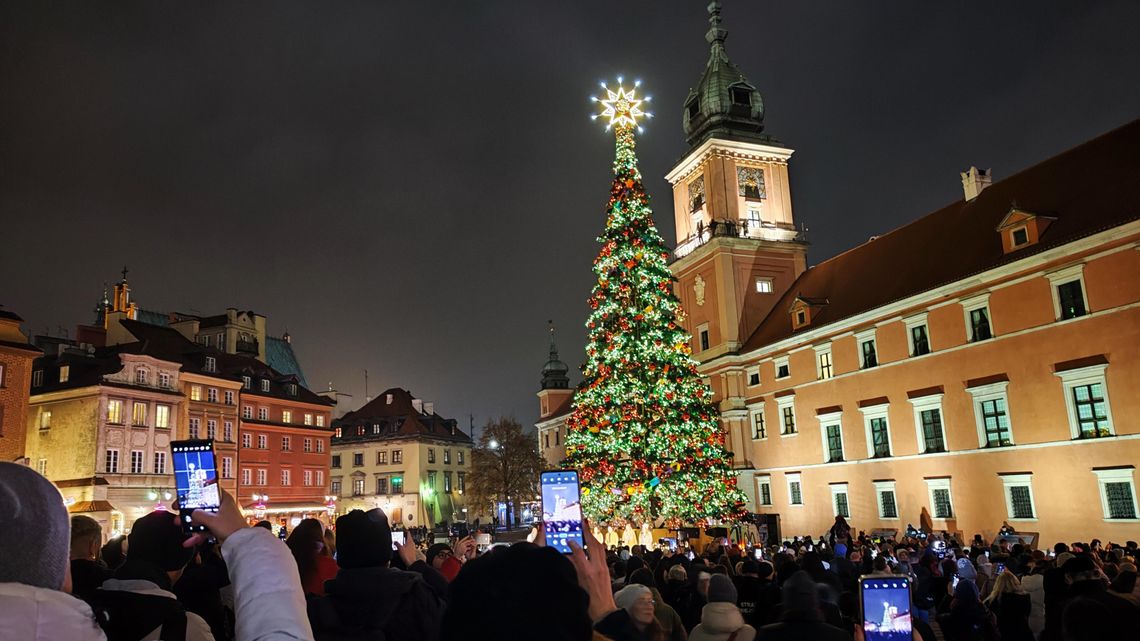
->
xmin=3 ymin=1 xmax=1139 ymax=429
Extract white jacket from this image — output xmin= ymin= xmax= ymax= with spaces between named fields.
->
xmin=0 ymin=581 xmax=107 ymax=641
xmin=221 ymin=526 xmax=314 ymax=641
xmin=100 ymin=578 xmax=216 ymax=641
xmin=1021 ymin=573 xmax=1046 ymax=637
xmin=689 ymin=602 xmax=757 ymax=641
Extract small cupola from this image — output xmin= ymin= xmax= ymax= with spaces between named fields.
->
xmin=541 ymin=321 xmax=570 ymax=390
xmin=961 ymin=166 xmax=993 ymax=201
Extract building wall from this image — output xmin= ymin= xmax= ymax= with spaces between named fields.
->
xmin=331 ymin=437 xmax=471 ymax=528
xmin=705 ymin=226 xmax=1140 ymax=546
xmin=25 ymin=388 xmax=100 ymax=480
xmin=181 ymin=372 xmax=241 ymax=499
xmin=537 ymin=417 xmax=569 ymax=469
xmin=236 ymin=393 xmax=332 ymax=511
xmin=0 ymin=344 xmax=37 ymax=461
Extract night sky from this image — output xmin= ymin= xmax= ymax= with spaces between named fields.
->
xmin=4 ymin=1 xmax=1139 ymax=431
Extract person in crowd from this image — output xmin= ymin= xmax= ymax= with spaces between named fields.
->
xmin=609 ymin=584 xmax=667 ymax=641
xmin=172 ymin=539 xmax=233 ymax=641
xmin=101 ymin=534 xmax=129 ymax=571
xmin=253 ymin=521 xmax=273 ymax=532
xmin=629 ymin=568 xmax=687 ymax=641
xmin=755 ymin=571 xmax=849 ymax=641
xmin=662 ymin=563 xmax=690 ymax=611
xmin=0 ymin=462 xmax=107 ymax=640
xmin=285 ymin=519 xmax=338 ymax=596
xmin=1057 ymin=554 xmax=1139 ymax=632
xmin=1109 ymin=564 xmax=1138 ymax=605
xmin=828 ymin=516 xmax=851 ymax=549
xmin=322 ymin=528 xmax=336 ymax=560
xmin=732 ymin=559 xmax=763 ymax=627
xmin=307 ymin=509 xmax=442 ymax=641
xmin=938 ymin=578 xmax=996 ymax=641
xmin=689 ymin=574 xmax=755 ymax=641
xmin=983 ymin=570 xmax=1033 ymax=641
xmin=1021 ymin=557 xmax=1048 ymax=638
xmin=71 ymin=514 xmax=113 ymax=599
xmin=93 ymin=510 xmax=215 ymax=640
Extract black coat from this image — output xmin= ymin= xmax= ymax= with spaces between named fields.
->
xmin=755 ymin=616 xmax=851 ymax=641
xmin=308 ymin=566 xmax=443 ymax=641
xmin=991 ymin=592 xmax=1034 ymax=641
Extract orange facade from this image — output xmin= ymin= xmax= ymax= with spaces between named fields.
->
xmin=0 ymin=313 xmax=39 ymax=461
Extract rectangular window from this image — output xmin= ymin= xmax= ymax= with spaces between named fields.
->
xmin=282 ymin=410 xmax=292 ymax=423
xmin=933 ymin=488 xmax=953 ymax=518
xmin=870 ymin=418 xmax=891 ymax=457
xmin=242 ymin=468 xmax=251 ymax=486
xmin=981 ymin=399 xmax=1012 ymax=447
xmin=130 ymin=450 xmax=144 ymax=474
xmin=392 ymin=450 xmax=403 ymax=464
xmin=1009 ymin=485 xmax=1034 ymax=519
xmin=755 ymin=278 xmax=773 ymax=293
xmin=426 ymin=470 xmax=437 ymax=490
xmin=826 ymin=424 xmax=844 ymax=462
xmin=281 ymin=436 xmax=291 ymax=451
xmin=790 ymin=480 xmax=803 ymax=505
xmin=257 ymin=469 xmax=267 ymax=486
xmin=911 ymin=324 xmax=930 ymax=356
xmin=281 ymin=469 xmax=291 ymax=486
xmin=376 ymin=477 xmax=387 ymax=494
xmin=428 ymin=449 xmax=436 ymax=464
xmin=189 ymin=417 xmax=200 ymax=439
xmin=205 ymin=419 xmax=216 ymax=439
xmin=1072 ymin=383 xmax=1110 ymax=438
xmin=457 ymin=450 xmax=465 ymax=465
xmin=781 ymin=405 xmax=796 ymax=435
xmin=224 ymin=390 xmax=234 ymax=405
xmin=207 ymin=388 xmax=218 ymax=403
xmin=1012 ymin=226 xmax=1029 ymax=246
xmin=37 ymin=458 xmax=47 ymax=475
xmin=260 ymin=379 xmax=270 ymax=392
xmin=920 ymin=409 xmax=946 ymax=453
xmin=861 ymin=339 xmax=878 ymax=368
xmin=748 ymin=371 xmax=760 ymax=386
xmin=303 ymin=470 xmax=312 ymax=486
xmin=257 ymin=434 xmax=267 ymax=449
xmin=316 ymin=415 xmax=325 ymax=427
xmin=135 ymin=368 xmax=147 ymax=385
xmin=353 ymin=453 xmax=364 ymax=467
xmin=223 ymin=420 xmax=233 ymax=442
xmin=444 ymin=471 xmax=453 ymax=493
xmin=833 ymin=489 xmax=850 ymax=518
xmin=879 ymin=489 xmax=898 ymax=519
xmin=391 ymin=476 xmax=404 ymax=494
xmin=242 ymin=433 xmax=252 ymax=448
xmin=190 ymin=386 xmax=203 ymax=401
xmin=242 ymin=376 xmax=251 ymax=390
xmin=751 ymin=408 xmax=766 ymax=440
xmin=377 ymin=450 xmax=388 ymax=464
xmin=154 ymin=451 xmax=167 ymax=475
xmin=107 ymin=399 xmax=124 ymax=424
xmin=287 ymin=383 xmax=298 ymax=396
xmin=817 ymin=350 xmax=833 ymax=380
xmin=353 ymin=479 xmax=365 ymax=496
xmin=243 ymin=405 xmax=253 ymax=419
xmin=331 ymin=454 xmax=341 ymax=468
xmin=316 ymin=439 xmax=325 ymax=453
xmin=221 ymin=456 xmax=233 ymax=479
xmin=699 ymin=329 xmax=710 ymax=351
xmin=1057 ymin=280 xmax=1087 ymax=320
xmin=59 ymin=365 xmax=70 ymax=383
xmin=1094 ymin=469 xmax=1138 ymax=520
xmin=303 ymin=413 xmax=313 ymax=426
xmin=40 ymin=410 xmax=52 ymax=430
xmin=131 ymin=401 xmax=147 ymax=426
xmin=205 ymin=356 xmax=216 ymax=372
xmin=32 ymin=369 xmax=43 ymax=387
xmin=316 ymin=470 xmax=324 ymax=488
xmin=155 ymin=404 xmax=170 ymax=429
xmin=158 ymin=372 xmax=171 ymax=389
xmin=258 ymin=408 xmax=268 ymax=421
xmin=759 ymin=478 xmax=772 ymax=506
xmin=775 ymin=357 xmax=790 ymax=379
xmin=304 ymin=438 xmax=312 ymax=453
xmin=969 ymin=307 xmax=992 ymax=341
xmin=105 ymin=449 xmax=120 ymax=474
xmin=457 ymin=472 xmax=466 ymax=493
xmin=331 ymin=480 xmax=341 ymax=495
xmin=444 ymin=450 xmax=451 ymax=464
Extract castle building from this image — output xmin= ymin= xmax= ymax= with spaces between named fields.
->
xmin=667 ymin=3 xmax=1140 ymax=545
xmin=536 ymin=323 xmax=573 ymax=468
xmin=0 ymin=310 xmax=42 ymax=461
xmin=331 ymin=388 xmax=473 ymax=528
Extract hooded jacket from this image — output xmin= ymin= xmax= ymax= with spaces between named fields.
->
xmin=309 ymin=566 xmax=442 ymax=641
xmin=0 ymin=582 xmax=107 ymax=641
xmin=688 ymin=602 xmax=756 ymax=641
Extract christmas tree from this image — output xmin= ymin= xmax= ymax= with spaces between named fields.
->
xmin=565 ymin=80 xmax=746 ymax=527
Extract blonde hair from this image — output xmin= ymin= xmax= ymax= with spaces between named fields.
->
xmin=984 ymin=569 xmax=1024 ymax=605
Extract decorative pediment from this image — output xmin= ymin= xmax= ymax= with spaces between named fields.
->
xmin=789 ymin=295 xmax=829 ymax=330
xmin=996 ymin=206 xmax=1056 ymax=253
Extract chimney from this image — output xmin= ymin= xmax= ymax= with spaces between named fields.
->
xmin=385 ymin=393 xmax=393 ymax=405
xmin=412 ymin=398 xmax=423 ymax=413
xmin=960 ymin=166 xmax=992 ymax=201
xmin=424 ymin=402 xmax=434 ymax=415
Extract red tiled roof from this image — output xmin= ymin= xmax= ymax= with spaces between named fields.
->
xmin=742 ymin=119 xmax=1140 ymax=352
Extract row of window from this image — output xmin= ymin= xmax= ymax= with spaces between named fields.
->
xmin=758 ymin=468 xmax=1137 ymax=522
xmin=341 ymin=471 xmax=468 ymax=498
xmin=542 ymin=429 xmax=561 ymax=449
xmin=239 ymin=375 xmax=298 ymax=397
xmin=331 ymin=448 xmax=466 ymax=468
xmin=37 ymin=400 xmax=176 ymax=431
xmin=748 ymin=272 xmax=1090 ymax=387
xmin=188 ymin=417 xmax=235 ymax=442
xmin=101 ymin=449 xmax=233 ymax=479
xmin=749 ymin=363 xmax=1115 ymax=455
xmin=241 ymin=405 xmax=325 ymax=426
xmin=189 ymin=385 xmax=235 ymax=405
xmin=240 ymin=433 xmax=326 ymax=453
xmin=240 ymin=467 xmax=325 ymax=487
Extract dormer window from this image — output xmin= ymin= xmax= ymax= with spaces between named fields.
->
xmin=795 ymin=310 xmax=806 ymax=326
xmin=997 ymin=207 xmax=1054 ymax=254
xmin=260 ymin=379 xmax=270 ymax=392
xmin=686 ymin=97 xmax=700 ymax=121
xmin=730 ymin=87 xmax=751 ymax=107
xmin=204 ymin=356 xmax=216 ymax=373
xmin=242 ymin=376 xmax=251 ymax=389
xmin=287 ymin=383 xmax=298 ymax=396
xmin=1011 ymin=227 xmax=1029 ymax=247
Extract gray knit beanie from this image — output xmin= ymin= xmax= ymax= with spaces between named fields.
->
xmin=708 ymin=573 xmax=738 ymax=603
xmin=0 ymin=462 xmax=70 ymax=589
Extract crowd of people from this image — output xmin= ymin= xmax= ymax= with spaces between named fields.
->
xmin=1 ymin=463 xmax=1137 ymax=641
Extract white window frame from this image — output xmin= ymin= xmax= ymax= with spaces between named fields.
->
xmin=966 ymin=380 xmax=1014 ymax=448
xmin=814 ymin=343 xmax=834 ymax=380
xmin=748 ymin=402 xmax=767 ymax=440
xmin=224 ymin=390 xmax=235 ymax=405
xmin=205 ymin=356 xmax=217 ymax=373
xmin=281 ymin=468 xmax=291 ymax=486
xmin=746 ymin=367 xmax=760 ymax=387
xmin=1054 ymin=363 xmax=1114 ymax=439
xmin=105 ymin=448 xmax=120 ymax=474
xmin=1093 ymin=468 xmax=1138 ymax=521
xmin=817 ymin=410 xmax=845 ymax=464
xmin=257 ymin=434 xmax=267 ymax=449
xmin=925 ymin=477 xmax=954 ymax=520
xmin=874 ymin=480 xmax=898 ymax=520
xmin=188 ymin=417 xmax=201 ymax=438
xmin=774 ymin=356 xmax=790 ymax=380
xmin=158 ymin=372 xmax=171 ymax=389
xmin=904 ymin=313 xmax=931 ymax=357
xmin=830 ymin=482 xmax=850 ymax=518
xmin=317 ymin=439 xmax=325 ymax=453
xmin=860 ymin=403 xmax=892 ymax=458
xmin=260 ymin=379 xmax=270 ymax=392
xmin=59 ymin=365 xmax=70 ymax=383
xmin=755 ymin=277 xmax=774 ymax=294
xmin=855 ymin=328 xmax=878 ymax=369
xmin=258 ymin=407 xmax=268 ymax=421
xmin=786 ymin=472 xmax=803 ymax=507
xmin=242 ymin=433 xmax=252 ymax=448
xmin=282 ymin=410 xmax=292 ymax=423
xmin=696 ymin=322 xmax=710 ymax=352
xmin=757 ymin=475 xmax=773 ymax=506
xmin=154 ymin=451 xmax=167 ymax=475
xmin=37 ymin=458 xmax=47 ymax=475
xmin=1046 ymin=264 xmax=1090 ymax=321
xmin=908 ymin=393 xmax=947 ymax=454
xmin=221 ymin=456 xmax=233 ymax=479
xmin=224 ymin=420 xmax=233 ymax=442
xmin=242 ymin=468 xmax=252 ymax=486
xmin=155 ymin=404 xmax=170 ymax=429
xmin=257 ymin=469 xmax=267 ymax=486
xmin=961 ymin=292 xmax=993 ymax=342
xmin=1000 ymin=473 xmax=1038 ymax=522
xmin=776 ymin=395 xmax=797 ymax=437
xmin=304 ymin=413 xmax=313 ymax=426
xmin=316 ymin=415 xmax=325 ymax=427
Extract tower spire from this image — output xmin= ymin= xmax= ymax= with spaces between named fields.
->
xmin=540 ymin=320 xmax=570 ymax=390
xmin=706 ymin=1 xmax=728 ymax=47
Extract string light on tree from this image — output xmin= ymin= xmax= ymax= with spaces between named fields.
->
xmin=566 ymin=78 xmax=746 ymax=527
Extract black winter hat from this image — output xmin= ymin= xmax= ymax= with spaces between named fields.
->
xmin=126 ymin=511 xmax=196 ymax=572
xmin=335 ymin=509 xmax=392 ymax=569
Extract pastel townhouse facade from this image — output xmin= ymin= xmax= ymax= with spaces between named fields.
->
xmin=665 ymin=5 xmax=1140 ymax=546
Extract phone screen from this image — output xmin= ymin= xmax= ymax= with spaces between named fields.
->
xmin=391 ymin=530 xmax=405 ymax=549
xmin=541 ymin=470 xmax=584 ymax=554
xmin=753 ymin=548 xmax=763 ymax=560
xmin=952 ymin=574 xmax=961 ymax=589
xmin=172 ymin=439 xmax=220 ymax=533
xmin=861 ymin=576 xmax=913 ymax=641
xmin=933 ymin=540 xmax=946 ymax=559
xmin=995 ymin=562 xmax=1005 ymax=575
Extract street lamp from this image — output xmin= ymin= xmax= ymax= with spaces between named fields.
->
xmin=251 ymin=493 xmax=269 ymax=520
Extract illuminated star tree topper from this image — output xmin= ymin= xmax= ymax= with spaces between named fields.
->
xmin=591 ymin=77 xmax=653 ymax=133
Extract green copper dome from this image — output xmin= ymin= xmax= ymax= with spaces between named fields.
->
xmin=682 ymin=2 xmax=771 ymax=149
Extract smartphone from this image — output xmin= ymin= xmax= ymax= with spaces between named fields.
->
xmin=541 ymin=470 xmax=584 ymax=554
xmin=753 ymin=548 xmax=763 ymax=560
xmin=392 ymin=530 xmax=406 ymax=550
xmin=932 ymin=540 xmax=946 ymax=559
xmin=171 ymin=439 xmax=220 ymax=534
xmin=995 ymin=562 xmax=1006 ymax=575
xmin=860 ymin=576 xmax=913 ymax=641
xmin=687 ymin=550 xmax=696 ymax=561
xmin=952 ymin=574 xmax=960 ymax=590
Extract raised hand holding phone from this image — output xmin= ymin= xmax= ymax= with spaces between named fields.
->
xmin=171 ymin=439 xmax=221 ymax=534
xmin=540 ymin=470 xmax=584 ymax=554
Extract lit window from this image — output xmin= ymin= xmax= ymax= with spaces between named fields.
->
xmin=1093 ymin=468 xmax=1137 ymax=520
xmin=815 ymin=345 xmax=833 ymax=380
xmin=107 ymin=399 xmax=124 ymax=424
xmin=392 ymin=449 xmax=403 ymax=464
xmin=1000 ymin=473 xmax=1037 ymax=520
xmin=39 ymin=410 xmax=52 ymax=430
xmin=377 ymin=450 xmax=387 ymax=464
xmin=926 ymin=478 xmax=954 ymax=519
xmin=59 ymin=365 xmax=70 ymax=383
xmin=777 ymin=397 xmax=797 ymax=436
xmin=132 ymin=402 xmax=147 ymax=426
xmin=155 ymin=404 xmax=170 ymax=429
xmin=316 ymin=415 xmax=325 ymax=427
xmin=444 ymin=472 xmax=453 ymax=493
xmin=352 ymin=479 xmax=365 ymax=496
xmin=457 ymin=450 xmax=465 ymax=465
xmin=444 ymin=449 xmax=451 ymax=464
xmin=390 ymin=476 xmax=403 ymax=494
xmin=457 ymin=472 xmax=465 ymax=493
xmin=282 ymin=410 xmax=292 ymax=423
xmin=190 ymin=386 xmax=203 ymax=401
xmin=967 ymin=380 xmax=1013 ymax=448
xmin=1055 ymin=363 xmax=1113 ymax=439
xmin=755 ymin=278 xmax=773 ymax=294
xmin=304 ymin=413 xmax=313 ymax=426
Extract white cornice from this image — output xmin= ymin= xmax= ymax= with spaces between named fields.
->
xmin=665 ymin=138 xmax=795 ymax=185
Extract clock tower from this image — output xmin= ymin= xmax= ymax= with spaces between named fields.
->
xmin=668 ymin=2 xmax=808 ymax=460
